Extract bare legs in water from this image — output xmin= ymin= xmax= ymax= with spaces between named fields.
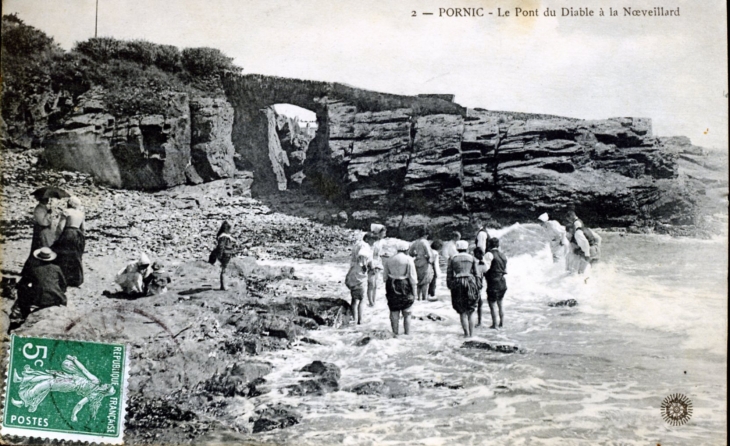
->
xmin=459 ymin=311 xmax=476 ymax=337
xmin=389 ymin=309 xmax=411 ymax=335
xmin=351 ymin=297 xmax=363 ymax=324
xmin=488 ymin=299 xmax=504 ymax=329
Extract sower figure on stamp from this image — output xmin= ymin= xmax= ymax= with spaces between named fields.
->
xmin=11 ymin=355 xmax=115 ymax=422
xmin=209 ymin=221 xmax=236 ymax=291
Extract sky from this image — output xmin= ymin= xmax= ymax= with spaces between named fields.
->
xmin=4 ymin=0 xmax=728 ymax=149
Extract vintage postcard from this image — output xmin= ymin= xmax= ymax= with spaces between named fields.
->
xmin=1 ymin=0 xmax=727 ymax=445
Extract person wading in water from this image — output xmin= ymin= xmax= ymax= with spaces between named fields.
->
xmin=484 ymin=237 xmax=508 ymax=329
xmin=383 ymin=240 xmax=417 ymax=335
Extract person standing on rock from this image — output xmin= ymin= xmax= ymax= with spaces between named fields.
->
xmin=114 ymin=254 xmax=152 ymax=296
xmin=51 ymin=197 xmax=85 ymax=287
xmin=484 ymin=238 xmax=508 ymax=329
xmin=475 ymin=224 xmax=490 ymax=254
xmin=367 ymin=224 xmax=387 ymax=307
xmin=447 ymin=240 xmax=481 ymax=337
xmin=538 ymin=212 xmax=568 ymax=264
xmin=209 ymin=221 xmax=237 ymax=290
xmin=383 ymin=240 xmax=417 ymax=335
xmin=408 ymin=227 xmax=435 ymax=301
xmin=345 ymin=232 xmax=375 ymax=325
xmin=12 ymin=247 xmax=67 ymax=322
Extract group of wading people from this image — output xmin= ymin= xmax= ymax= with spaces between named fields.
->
xmin=345 ymin=223 xmax=508 ymax=337
xmin=345 ymin=210 xmax=601 ymax=338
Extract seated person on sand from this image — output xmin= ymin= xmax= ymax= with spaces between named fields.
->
xmin=12 ymin=247 xmax=67 ymax=322
xmin=144 ymin=261 xmax=171 ymax=296
xmin=345 ymin=232 xmax=376 ymax=325
xmin=383 ymin=240 xmax=417 ymax=335
xmin=114 ymin=253 xmax=152 ymax=296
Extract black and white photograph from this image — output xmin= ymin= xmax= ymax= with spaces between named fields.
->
xmin=0 ymin=0 xmax=727 ymax=444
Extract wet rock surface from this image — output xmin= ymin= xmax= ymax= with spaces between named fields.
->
xmin=250 ymin=404 xmax=303 ymax=434
xmin=287 ymin=361 xmax=341 ymax=396
xmin=548 ymin=299 xmax=579 ymax=307
xmin=462 ymin=341 xmax=522 ymax=354
xmin=348 ymin=378 xmax=415 ymax=398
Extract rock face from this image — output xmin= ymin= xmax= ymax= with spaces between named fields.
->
xmin=42 ymin=88 xmax=236 ymax=190
xmin=33 ymin=73 xmax=706 ymax=232
xmin=189 ymin=97 xmax=236 ymax=181
xmin=310 ymin=104 xmax=700 ymax=235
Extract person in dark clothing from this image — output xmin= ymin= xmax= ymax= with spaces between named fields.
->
xmin=209 ymin=221 xmax=236 ymax=290
xmin=144 ymin=261 xmax=172 ymax=296
xmin=51 ymin=196 xmax=85 ymax=287
xmin=484 ymin=237 xmax=508 ymax=329
xmin=447 ymin=241 xmax=481 ymax=337
xmin=12 ymin=247 xmax=67 ymax=322
xmin=30 ymin=197 xmax=55 ymax=252
xmin=473 ymin=247 xmax=489 ymax=327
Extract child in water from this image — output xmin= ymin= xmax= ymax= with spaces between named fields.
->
xmin=209 ymin=221 xmax=236 ymax=290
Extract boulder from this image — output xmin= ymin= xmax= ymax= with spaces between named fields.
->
xmin=348 ymin=378 xmax=414 ymax=398
xmin=250 ymin=404 xmax=302 ymax=433
xmin=548 ymin=299 xmax=578 ymax=307
xmin=462 ymin=341 xmax=521 ymax=354
xmin=287 ymin=361 xmax=341 ymax=396
xmin=189 ymin=97 xmax=236 ymax=181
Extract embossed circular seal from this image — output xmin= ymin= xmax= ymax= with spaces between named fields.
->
xmin=661 ymin=393 xmax=693 ymax=426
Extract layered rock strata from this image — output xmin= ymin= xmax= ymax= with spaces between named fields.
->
xmin=42 ymin=88 xmax=236 ymax=190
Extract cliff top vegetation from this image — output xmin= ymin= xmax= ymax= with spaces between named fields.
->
xmin=1 ymin=14 xmax=242 ymax=142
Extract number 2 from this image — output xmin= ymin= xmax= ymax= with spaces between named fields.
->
xmin=412 ymin=11 xmax=416 ymax=17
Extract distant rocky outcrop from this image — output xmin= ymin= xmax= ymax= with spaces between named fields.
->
xmin=219 ymin=74 xmax=713 ymax=236
xmin=41 ymin=87 xmax=236 ymax=190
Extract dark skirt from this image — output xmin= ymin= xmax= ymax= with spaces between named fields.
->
xmin=31 ymin=223 xmax=55 ymax=252
xmin=450 ymin=276 xmax=480 ymax=314
xmin=385 ymin=278 xmax=415 ymax=311
xmin=52 ymin=227 xmax=85 ymax=287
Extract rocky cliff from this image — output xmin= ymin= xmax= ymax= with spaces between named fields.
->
xmin=305 ymin=99 xmax=702 ymax=236
xmin=41 ymin=88 xmax=236 ymax=190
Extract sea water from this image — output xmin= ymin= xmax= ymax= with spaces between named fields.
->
xmin=220 ymin=226 xmax=727 ymax=445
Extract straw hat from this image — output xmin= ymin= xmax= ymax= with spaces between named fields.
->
xmin=33 ymin=247 xmax=57 ymax=262
xmin=456 ymin=240 xmax=469 ymax=251
xmin=138 ymin=253 xmax=151 ymax=266
xmin=538 ymin=213 xmax=549 ymax=222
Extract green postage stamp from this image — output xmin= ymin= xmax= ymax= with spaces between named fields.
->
xmin=1 ymin=335 xmax=128 ymax=444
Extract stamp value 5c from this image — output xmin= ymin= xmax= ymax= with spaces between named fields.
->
xmin=2 ymin=335 xmax=128 ymax=444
